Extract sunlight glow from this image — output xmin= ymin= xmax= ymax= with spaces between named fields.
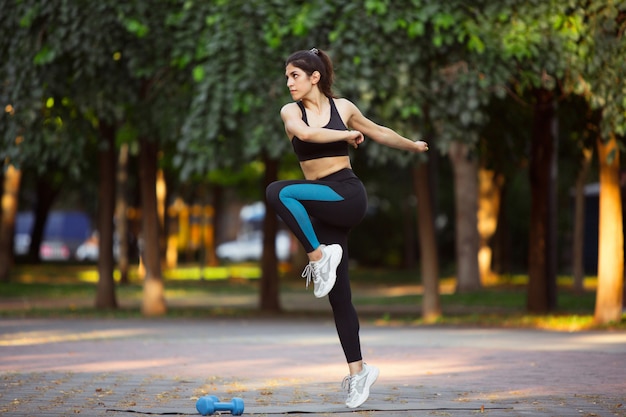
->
xmin=72 ymin=265 xmax=262 ymax=284
xmin=0 ymin=328 xmax=154 ymax=347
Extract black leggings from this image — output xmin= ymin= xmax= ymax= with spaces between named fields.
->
xmin=265 ymin=168 xmax=368 ymax=363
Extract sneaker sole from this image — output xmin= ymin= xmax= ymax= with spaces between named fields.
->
xmin=346 ymin=366 xmax=379 ymax=409
xmin=314 ymin=247 xmax=342 ymax=298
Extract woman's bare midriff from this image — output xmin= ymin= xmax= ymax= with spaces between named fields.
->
xmin=300 ymin=156 xmax=352 ymax=180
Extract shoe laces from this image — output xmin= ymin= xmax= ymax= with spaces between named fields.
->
xmin=341 ymin=374 xmax=356 ymax=395
xmin=301 ymin=262 xmax=321 ymax=288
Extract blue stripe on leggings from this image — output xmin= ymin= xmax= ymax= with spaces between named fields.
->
xmin=278 ymin=184 xmax=344 ymax=250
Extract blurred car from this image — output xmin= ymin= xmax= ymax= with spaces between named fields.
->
xmin=39 ymin=241 xmax=71 ymax=261
xmin=216 ymin=229 xmax=292 ymax=262
xmin=13 ymin=232 xmax=31 ymax=256
xmin=216 ymin=201 xmax=295 ymax=262
xmin=14 ymin=211 xmax=92 ymax=261
xmin=75 ymin=231 xmax=126 ymax=262
xmin=75 ymin=233 xmax=99 ymax=261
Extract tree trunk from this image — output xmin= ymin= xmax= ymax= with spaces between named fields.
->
xmin=402 ymin=193 xmax=416 ymax=269
xmin=200 ymin=204 xmax=216 ymax=268
xmin=527 ymin=89 xmax=557 ymax=314
xmin=449 ymin=141 xmax=481 ymax=293
xmin=139 ymin=137 xmax=167 ymax=316
xmin=594 ymin=133 xmax=624 ymax=324
xmin=95 ymin=123 xmax=118 ymax=309
xmin=27 ymin=177 xmax=60 ymax=263
xmin=412 ymin=163 xmax=440 ymax=322
xmin=492 ymin=184 xmax=511 ymax=275
xmin=477 ymin=167 xmax=504 ymax=285
xmin=260 ymin=155 xmax=281 ymax=312
xmin=546 ymin=107 xmax=559 ymax=309
xmin=0 ymin=165 xmax=22 ymax=282
xmin=115 ymin=143 xmax=130 ymax=285
xmin=572 ymin=146 xmax=593 ymax=293
xmin=208 ymin=185 xmax=223 ymax=267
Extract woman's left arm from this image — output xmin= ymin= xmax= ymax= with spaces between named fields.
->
xmin=341 ymin=99 xmax=428 ymax=153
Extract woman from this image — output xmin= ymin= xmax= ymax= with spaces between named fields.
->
xmin=265 ymin=48 xmax=428 ymax=408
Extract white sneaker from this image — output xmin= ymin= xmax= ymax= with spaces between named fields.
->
xmin=342 ymin=363 xmax=379 ymax=408
xmin=300 ymin=244 xmax=342 ymax=298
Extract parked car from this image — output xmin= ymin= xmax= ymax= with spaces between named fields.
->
xmin=75 ymin=231 xmax=130 ymax=262
xmin=14 ymin=211 xmax=92 ymax=261
xmin=75 ymin=233 xmax=100 ymax=262
xmin=216 ymin=229 xmax=292 ymax=262
xmin=39 ymin=241 xmax=72 ymax=261
xmin=216 ymin=201 xmax=294 ymax=262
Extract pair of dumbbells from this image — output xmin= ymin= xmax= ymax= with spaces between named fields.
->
xmin=196 ymin=395 xmax=244 ymax=416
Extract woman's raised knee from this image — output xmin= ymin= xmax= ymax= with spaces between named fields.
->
xmin=265 ymin=182 xmax=282 ymax=207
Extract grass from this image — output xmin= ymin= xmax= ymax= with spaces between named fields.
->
xmin=1 ymin=263 xmax=624 ymax=330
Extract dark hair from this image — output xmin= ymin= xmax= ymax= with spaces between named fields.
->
xmin=286 ymin=48 xmax=336 ymax=98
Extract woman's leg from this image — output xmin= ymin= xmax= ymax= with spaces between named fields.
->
xmin=266 ymin=170 xmax=368 ymax=360
xmin=313 ymin=219 xmax=362 ymax=363
xmin=267 ymin=172 xmax=376 ymax=407
xmin=266 ymin=180 xmax=344 ymax=253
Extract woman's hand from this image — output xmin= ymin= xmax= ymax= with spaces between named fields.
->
xmin=414 ymin=140 xmax=429 ymax=152
xmin=346 ymin=130 xmax=364 ymax=149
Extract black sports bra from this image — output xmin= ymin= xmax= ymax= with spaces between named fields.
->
xmin=291 ymin=98 xmax=350 ymax=162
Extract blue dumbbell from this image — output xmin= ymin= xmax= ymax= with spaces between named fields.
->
xmin=196 ymin=395 xmax=244 ymax=416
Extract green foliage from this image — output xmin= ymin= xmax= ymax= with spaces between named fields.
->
xmin=176 ymin=0 xmax=341 ymax=179
xmin=1 ymin=0 xmax=199 ymax=177
xmin=578 ymin=3 xmax=626 ymax=138
xmin=3 ymin=0 xmax=622 ymax=181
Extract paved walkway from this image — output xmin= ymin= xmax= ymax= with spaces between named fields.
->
xmin=1 ymin=317 xmax=625 ymax=416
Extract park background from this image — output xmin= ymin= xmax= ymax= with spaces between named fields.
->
xmin=0 ymin=1 xmax=624 ymax=326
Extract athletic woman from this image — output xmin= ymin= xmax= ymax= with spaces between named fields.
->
xmin=265 ymin=48 xmax=429 ymax=408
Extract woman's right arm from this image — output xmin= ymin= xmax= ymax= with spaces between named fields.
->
xmin=281 ymin=103 xmax=363 ymax=148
